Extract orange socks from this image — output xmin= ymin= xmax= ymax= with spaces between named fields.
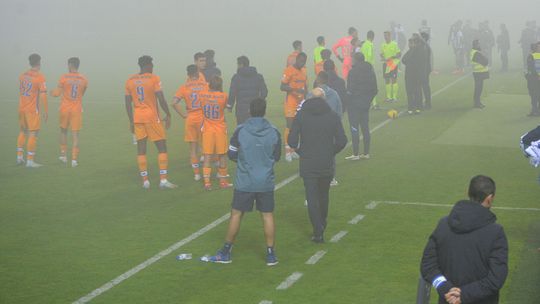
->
xmin=191 ymin=156 xmax=200 ymax=175
xmin=17 ymin=132 xmax=26 ymax=158
xmin=137 ymin=155 xmax=148 ymax=182
xmin=72 ymin=147 xmax=80 ymax=161
xmin=203 ymin=167 xmax=212 ymax=185
xmin=60 ymin=144 xmax=68 ymax=157
xmin=27 ymin=135 xmax=37 ymax=160
xmin=158 ymin=153 xmax=168 ymax=181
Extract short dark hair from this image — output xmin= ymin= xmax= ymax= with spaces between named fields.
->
xmin=204 ymin=49 xmax=215 ymax=59
xmin=321 ymin=49 xmax=332 ymax=60
xmin=468 ymin=175 xmax=496 ymax=203
xmin=353 ymin=52 xmax=365 ymax=63
xmin=187 ymin=64 xmax=198 ymax=77
xmin=351 ymin=37 xmax=358 ymax=46
xmin=138 ymin=55 xmax=153 ymax=68
xmin=194 ymin=52 xmax=205 ymax=61
xmin=367 ymin=30 xmax=375 ymax=39
xmin=348 ymin=27 xmax=357 ymax=35
xmin=68 ymin=57 xmax=80 ymax=69
xmin=250 ymin=98 xmax=266 ymax=117
xmin=29 ymin=53 xmax=41 ymax=67
xmin=316 ymin=71 xmax=329 ymax=84
xmin=209 ymin=75 xmax=223 ymax=91
xmin=317 ymin=36 xmax=325 ymax=45
xmin=237 ymin=55 xmax=250 ymax=67
xmin=323 ymin=59 xmax=335 ymax=72
xmin=293 ymin=40 xmax=302 ymax=50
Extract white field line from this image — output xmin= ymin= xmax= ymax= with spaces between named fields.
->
xmin=73 ymin=74 xmax=469 ymax=303
xmin=258 ymin=301 xmax=273 ymax=304
xmin=348 ymin=214 xmax=365 ymax=224
xmin=368 ymin=200 xmax=540 ymax=212
xmin=329 ymin=231 xmax=348 ymax=243
xmin=276 ymin=272 xmax=303 ymax=290
xmin=305 ymin=250 xmax=327 ymax=265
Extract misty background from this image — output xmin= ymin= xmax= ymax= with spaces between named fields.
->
xmin=1 ymin=0 xmax=538 ymax=103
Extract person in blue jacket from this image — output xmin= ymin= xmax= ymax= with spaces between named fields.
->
xmin=204 ymin=98 xmax=281 ymax=266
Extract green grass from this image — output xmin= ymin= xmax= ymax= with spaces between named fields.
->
xmin=1 ymin=67 xmax=539 ymax=304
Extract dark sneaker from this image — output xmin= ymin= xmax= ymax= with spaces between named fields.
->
xmin=205 ymin=250 xmax=231 ymax=264
xmin=266 ymin=252 xmax=279 ymax=266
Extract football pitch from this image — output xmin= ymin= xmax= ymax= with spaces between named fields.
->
xmin=1 ymin=68 xmax=539 ymax=303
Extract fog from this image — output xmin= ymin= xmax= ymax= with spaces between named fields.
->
xmin=1 ymin=0 xmax=538 ymax=101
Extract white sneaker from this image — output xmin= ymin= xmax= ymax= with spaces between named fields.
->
xmin=330 ymin=178 xmax=339 ymax=186
xmin=132 ymin=134 xmax=137 ymax=145
xmin=159 ymin=180 xmax=178 ymax=189
xmin=285 ymin=152 xmax=293 ymax=162
xmin=304 ymin=200 xmax=308 ymax=207
xmin=345 ymin=155 xmax=360 ymax=161
xmin=59 ymin=156 xmax=67 ymax=164
xmin=194 ymin=174 xmax=202 ymax=181
xmin=71 ymin=160 xmax=78 ymax=167
xmin=16 ymin=157 xmax=25 ymax=165
xmin=26 ymin=160 xmax=43 ymax=168
xmin=292 ymin=152 xmax=300 ymax=159
xmin=142 ymin=180 xmax=150 ymax=189
xmin=359 ymin=154 xmax=370 ymax=159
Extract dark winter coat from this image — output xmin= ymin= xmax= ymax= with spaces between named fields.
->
xmin=287 ymin=97 xmax=347 ymax=178
xmin=227 ymin=66 xmax=268 ymax=115
xmin=421 ymin=200 xmax=508 ymax=304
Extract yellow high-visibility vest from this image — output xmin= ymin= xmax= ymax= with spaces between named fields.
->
xmin=471 ymin=49 xmax=489 ymax=73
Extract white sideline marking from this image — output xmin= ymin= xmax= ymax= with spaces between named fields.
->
xmin=305 ymin=250 xmax=327 ymax=265
xmin=330 ymin=231 xmax=348 ymax=243
xmin=259 ymin=301 xmax=273 ymax=304
xmin=348 ymin=214 xmax=365 ymax=224
xmin=73 ymin=214 xmax=230 ymax=304
xmin=368 ymin=200 xmax=540 ymax=212
xmin=276 ymin=272 xmax=303 ymax=290
xmin=73 ymin=74 xmax=469 ymax=303
xmin=365 ymin=201 xmax=380 ymax=210
xmin=348 ymin=214 xmax=366 ymax=225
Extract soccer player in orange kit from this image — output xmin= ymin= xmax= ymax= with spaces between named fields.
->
xmin=17 ymin=53 xmax=48 ymax=168
xmin=172 ymin=64 xmax=209 ymax=181
xmin=199 ymin=76 xmax=232 ymax=190
xmin=52 ymin=57 xmax=88 ymax=167
xmin=125 ymin=55 xmax=177 ymax=189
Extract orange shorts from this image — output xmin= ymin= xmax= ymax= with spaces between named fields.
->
xmin=202 ymin=130 xmax=228 ymax=155
xmin=284 ymin=100 xmax=300 ymax=118
xmin=134 ymin=122 xmax=166 ymax=142
xmin=19 ymin=111 xmax=40 ymax=131
xmin=60 ymin=111 xmax=82 ymax=131
xmin=184 ymin=115 xmax=203 ymax=142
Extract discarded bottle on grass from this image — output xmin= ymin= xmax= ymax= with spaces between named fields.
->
xmin=176 ymin=253 xmax=192 ymax=261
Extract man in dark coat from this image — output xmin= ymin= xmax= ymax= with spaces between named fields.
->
xmin=227 ymin=56 xmax=268 ymax=125
xmin=421 ymin=175 xmax=508 ymax=304
xmin=402 ymin=37 xmax=427 ymax=114
xmin=345 ymin=52 xmax=378 ymax=160
xmin=288 ymin=97 xmax=347 ymax=243
xmin=203 ymin=49 xmax=222 ymax=82
xmin=324 ymin=59 xmax=348 ymax=113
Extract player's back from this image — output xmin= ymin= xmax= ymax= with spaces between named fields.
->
xmin=125 ymin=73 xmax=162 ymax=123
xmin=177 ymin=78 xmax=208 ymax=118
xmin=59 ymin=72 xmax=88 ymax=112
xmin=19 ymin=70 xmax=46 ymax=113
xmin=200 ymin=90 xmax=228 ymax=132
xmin=287 ymin=51 xmax=299 ymax=67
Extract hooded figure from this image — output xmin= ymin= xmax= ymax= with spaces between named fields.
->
xmin=421 ymin=175 xmax=508 ymax=304
xmin=227 ymin=56 xmax=268 ymax=125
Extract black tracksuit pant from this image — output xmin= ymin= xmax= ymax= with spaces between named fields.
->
xmin=406 ymin=75 xmax=423 ymax=111
xmin=473 ymin=72 xmax=488 ymax=106
xmin=421 ymin=73 xmax=432 ymax=108
xmin=303 ymin=176 xmax=332 ymax=238
xmin=347 ymin=100 xmax=370 ymax=155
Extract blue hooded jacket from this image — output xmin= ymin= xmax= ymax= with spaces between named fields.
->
xmin=228 ymin=117 xmax=281 ymax=192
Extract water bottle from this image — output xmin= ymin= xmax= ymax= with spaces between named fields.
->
xmin=176 ymin=253 xmax=192 ymax=261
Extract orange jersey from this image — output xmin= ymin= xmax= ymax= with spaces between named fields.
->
xmin=174 ymin=77 xmax=208 ymax=118
xmin=200 ymin=91 xmax=228 ymax=132
xmin=125 ymin=73 xmax=163 ymax=124
xmin=286 ymin=51 xmax=300 ymax=67
xmin=19 ymin=70 xmax=47 ymax=113
xmin=314 ymin=61 xmax=324 ymax=76
xmin=58 ymin=72 xmax=88 ymax=113
xmin=282 ymin=65 xmax=307 ymax=102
